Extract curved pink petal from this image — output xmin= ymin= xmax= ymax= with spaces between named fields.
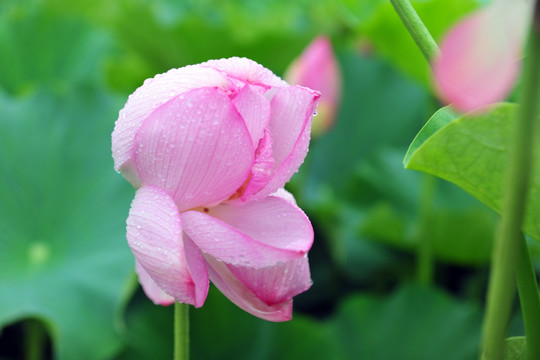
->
xmin=432 ymin=1 xmax=531 ymax=112
xmin=228 ymin=255 xmax=311 ymax=306
xmin=204 ymin=254 xmax=293 ymax=321
xmin=181 ymin=195 xmax=313 ymax=268
xmin=248 ymin=85 xmax=320 ymax=200
xmin=232 ymin=84 xmax=271 ymax=146
xmin=135 ymin=260 xmax=175 ymax=306
xmin=201 ymin=57 xmax=287 ymax=88
xmin=134 ymin=87 xmax=254 ymax=211
xmin=126 ymin=186 xmax=209 ymax=307
xmin=112 ymin=66 xmax=228 ymax=178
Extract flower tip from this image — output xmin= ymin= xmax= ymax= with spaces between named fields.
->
xmin=285 ymin=35 xmax=341 ymax=136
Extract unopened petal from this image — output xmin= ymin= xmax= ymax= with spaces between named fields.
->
xmin=250 ymin=85 xmax=320 ymax=200
xmin=181 ymin=195 xmax=313 ymax=268
xmin=112 ymin=66 xmax=228 ymax=177
xmin=134 ymin=87 xmax=254 ymax=211
xmin=204 ymin=255 xmax=293 ymax=322
xmin=135 ymin=260 xmax=175 ymax=306
xmin=126 ymin=186 xmax=209 ymax=307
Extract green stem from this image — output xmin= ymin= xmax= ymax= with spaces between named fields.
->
xmin=516 ymin=235 xmax=540 ymax=360
xmin=174 ymin=302 xmax=189 ymax=360
xmin=389 ymin=0 xmax=439 ymax=61
xmin=389 ymin=0 xmax=439 ymax=287
xmin=417 ymin=174 xmax=437 ymax=286
xmin=24 ymin=319 xmax=44 ymax=360
xmin=481 ymin=7 xmax=540 ymax=360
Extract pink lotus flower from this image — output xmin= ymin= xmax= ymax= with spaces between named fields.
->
xmin=433 ymin=0 xmax=533 ymax=112
xmin=112 ymin=57 xmax=320 ymax=321
xmin=285 ymin=36 xmax=341 ymax=136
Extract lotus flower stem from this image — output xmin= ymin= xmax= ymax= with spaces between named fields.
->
xmin=389 ymin=0 xmax=439 ymax=61
xmin=389 ymin=0 xmax=439 ymax=286
xmin=516 ymin=234 xmax=540 ymax=360
xmin=481 ymin=6 xmax=540 ymax=360
xmin=174 ymin=302 xmax=189 ymax=360
xmin=24 ymin=319 xmax=44 ymax=360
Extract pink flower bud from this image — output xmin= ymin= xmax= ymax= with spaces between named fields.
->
xmin=285 ymin=36 xmax=342 ymax=135
xmin=112 ymin=58 xmax=320 ymax=321
xmin=433 ymin=0 xmax=533 ymax=112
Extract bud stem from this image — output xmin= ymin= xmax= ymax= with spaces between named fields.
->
xmin=389 ymin=0 xmax=439 ymax=61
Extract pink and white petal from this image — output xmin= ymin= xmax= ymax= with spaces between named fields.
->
xmin=228 ymin=255 xmax=312 ymax=306
xmin=134 ymin=87 xmax=254 ymax=211
xmin=126 ymin=186 xmax=209 ymax=307
xmin=201 ymin=57 xmax=288 ymax=88
xmin=204 ymin=254 xmax=293 ymax=322
xmin=135 ymin=260 xmax=175 ymax=306
xmin=250 ymin=86 xmax=320 ymax=200
xmin=112 ymin=66 xmax=228 ymax=175
xmin=181 ymin=195 xmax=313 ymax=268
xmin=232 ymin=84 xmax=271 ymax=146
xmin=432 ymin=1 xmax=532 ymax=112
xmin=270 ymin=187 xmax=297 ymax=205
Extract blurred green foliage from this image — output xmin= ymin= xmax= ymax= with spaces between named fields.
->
xmin=2 ymin=0 xmax=530 ymax=359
